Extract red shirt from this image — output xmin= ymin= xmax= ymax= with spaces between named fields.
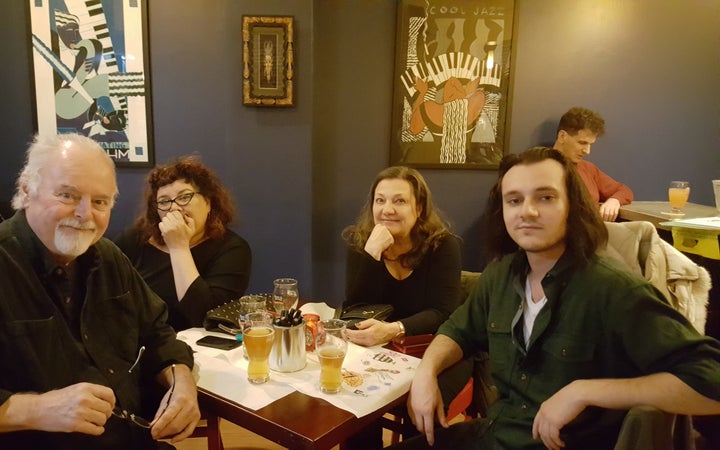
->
xmin=575 ymin=160 xmax=634 ymax=205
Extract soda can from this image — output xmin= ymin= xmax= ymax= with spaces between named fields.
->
xmin=302 ymin=313 xmax=320 ymax=351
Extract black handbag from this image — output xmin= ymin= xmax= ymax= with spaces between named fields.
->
xmin=203 ymin=299 xmax=244 ymax=333
xmin=339 ymin=303 xmax=394 ymax=330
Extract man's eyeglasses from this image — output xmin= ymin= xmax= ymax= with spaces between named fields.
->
xmin=112 ymin=364 xmax=175 ymax=428
xmin=156 ymin=192 xmax=199 ymax=211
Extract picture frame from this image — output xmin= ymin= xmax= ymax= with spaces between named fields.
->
xmin=242 ymin=15 xmax=295 ymax=107
xmin=28 ymin=0 xmax=154 ymax=167
xmin=390 ymin=0 xmax=516 ymax=169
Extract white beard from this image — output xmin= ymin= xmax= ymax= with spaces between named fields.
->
xmin=54 ymin=218 xmax=97 ymax=258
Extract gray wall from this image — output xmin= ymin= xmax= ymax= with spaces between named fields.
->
xmin=1 ymin=0 xmax=719 ymax=306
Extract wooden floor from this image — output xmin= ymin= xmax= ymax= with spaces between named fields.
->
xmin=175 ymin=417 xmax=397 ymax=450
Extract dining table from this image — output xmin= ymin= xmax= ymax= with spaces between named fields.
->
xmin=197 ymin=386 xmax=408 ymax=450
xmin=178 ymin=323 xmax=421 ymax=450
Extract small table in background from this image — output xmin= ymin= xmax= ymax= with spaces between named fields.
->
xmin=618 ymin=201 xmax=718 ymax=230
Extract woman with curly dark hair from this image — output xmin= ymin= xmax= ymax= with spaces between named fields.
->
xmin=115 ymin=156 xmax=251 ymax=330
xmin=342 ymin=166 xmax=462 ymax=347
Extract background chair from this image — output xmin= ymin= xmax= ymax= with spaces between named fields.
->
xmin=602 ymin=220 xmax=710 ymax=334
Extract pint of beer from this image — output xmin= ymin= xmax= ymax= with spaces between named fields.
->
xmin=316 ymin=319 xmax=348 ymax=393
xmin=244 ymin=325 xmax=275 ymax=384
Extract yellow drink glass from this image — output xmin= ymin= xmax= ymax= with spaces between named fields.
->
xmin=668 ymin=181 xmax=690 ymax=214
xmin=316 ymin=319 xmax=347 ymax=394
xmin=244 ymin=324 xmax=275 ymax=384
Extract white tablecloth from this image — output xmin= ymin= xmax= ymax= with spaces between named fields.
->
xmin=178 ymin=328 xmax=295 ymax=410
xmin=178 ymin=327 xmax=420 ymax=417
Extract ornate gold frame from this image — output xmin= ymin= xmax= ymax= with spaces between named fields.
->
xmin=242 ymin=16 xmax=294 ymax=107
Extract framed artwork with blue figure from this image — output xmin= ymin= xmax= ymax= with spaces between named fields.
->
xmin=390 ymin=0 xmax=516 ymax=169
xmin=28 ymin=0 xmax=153 ymax=167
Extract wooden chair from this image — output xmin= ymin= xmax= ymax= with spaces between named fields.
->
xmin=445 ymin=376 xmax=475 ymax=422
xmin=188 ymin=410 xmax=224 ymax=450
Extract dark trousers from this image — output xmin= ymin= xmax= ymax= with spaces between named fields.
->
xmin=341 ymin=358 xmax=474 ymax=450
xmin=390 ymin=418 xmax=502 ymax=450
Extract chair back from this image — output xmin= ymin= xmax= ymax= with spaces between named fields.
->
xmin=602 ymin=221 xmax=711 ymax=334
xmin=460 ymin=270 xmax=482 ymax=303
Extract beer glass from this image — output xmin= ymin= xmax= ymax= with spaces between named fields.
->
xmin=316 ymin=319 xmax=348 ymax=394
xmin=273 ymin=278 xmax=299 ymax=313
xmin=668 ymin=181 xmax=690 ymax=215
xmin=238 ymin=295 xmax=268 ymax=331
xmin=243 ymin=312 xmax=275 ymax=384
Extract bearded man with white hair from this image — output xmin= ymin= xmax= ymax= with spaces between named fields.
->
xmin=0 ymin=133 xmax=199 ymax=449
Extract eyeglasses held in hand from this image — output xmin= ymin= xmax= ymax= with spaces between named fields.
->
xmin=156 ymin=192 xmax=199 ymax=211
xmin=112 ymin=364 xmax=176 ymax=428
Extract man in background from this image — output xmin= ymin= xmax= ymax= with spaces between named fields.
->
xmin=554 ymin=106 xmax=633 ymax=221
xmin=0 ymin=133 xmax=200 ymax=449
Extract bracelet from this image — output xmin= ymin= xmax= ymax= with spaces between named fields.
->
xmin=395 ymin=321 xmax=406 ymax=338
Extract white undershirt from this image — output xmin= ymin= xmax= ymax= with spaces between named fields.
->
xmin=523 ymin=278 xmax=548 ymax=347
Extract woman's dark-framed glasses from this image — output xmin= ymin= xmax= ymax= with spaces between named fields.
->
xmin=156 ymin=192 xmax=199 ymax=211
xmin=112 ymin=364 xmax=176 ymax=428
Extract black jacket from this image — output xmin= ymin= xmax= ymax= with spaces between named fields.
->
xmin=0 ymin=212 xmax=193 ymax=449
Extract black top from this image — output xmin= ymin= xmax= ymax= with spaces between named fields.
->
xmin=343 ymin=234 xmax=462 ymax=336
xmin=114 ymin=227 xmax=251 ymax=331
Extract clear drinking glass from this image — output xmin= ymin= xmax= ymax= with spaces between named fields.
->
xmin=315 ymin=319 xmax=348 ymax=394
xmin=238 ymin=295 xmax=268 ymax=332
xmin=243 ymin=312 xmax=275 ymax=384
xmin=273 ymin=278 xmax=299 ymax=313
xmin=668 ymin=181 xmax=690 ymax=215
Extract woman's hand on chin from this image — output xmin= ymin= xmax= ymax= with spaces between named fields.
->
xmin=364 ymin=224 xmax=394 ymax=261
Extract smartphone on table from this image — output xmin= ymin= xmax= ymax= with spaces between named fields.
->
xmin=196 ymin=335 xmax=242 ymax=350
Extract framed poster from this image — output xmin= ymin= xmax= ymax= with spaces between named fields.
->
xmin=28 ymin=0 xmax=154 ymax=167
xmin=242 ymin=15 xmax=295 ymax=107
xmin=390 ymin=0 xmax=515 ymax=169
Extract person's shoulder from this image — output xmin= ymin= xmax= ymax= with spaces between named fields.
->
xmin=93 ymin=237 xmax=138 ymax=270
xmin=577 ymin=159 xmax=601 ymax=172
xmin=424 ymin=233 xmax=461 ymax=262
xmin=113 ymin=225 xmax=142 ymax=246
xmin=220 ymin=228 xmax=251 ymax=250
xmin=479 ymin=253 xmax=515 ymax=279
xmin=0 ymin=215 xmax=14 ymax=241
xmin=96 ymin=236 xmax=129 ymax=255
xmin=223 ymin=227 xmax=245 ymax=241
xmin=435 ymin=233 xmax=461 ymax=250
xmin=580 ymin=254 xmax=650 ymax=289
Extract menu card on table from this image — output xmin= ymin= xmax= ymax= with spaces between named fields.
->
xmin=291 ymin=342 xmax=421 ymax=417
xmin=660 ymin=216 xmax=720 ymax=230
